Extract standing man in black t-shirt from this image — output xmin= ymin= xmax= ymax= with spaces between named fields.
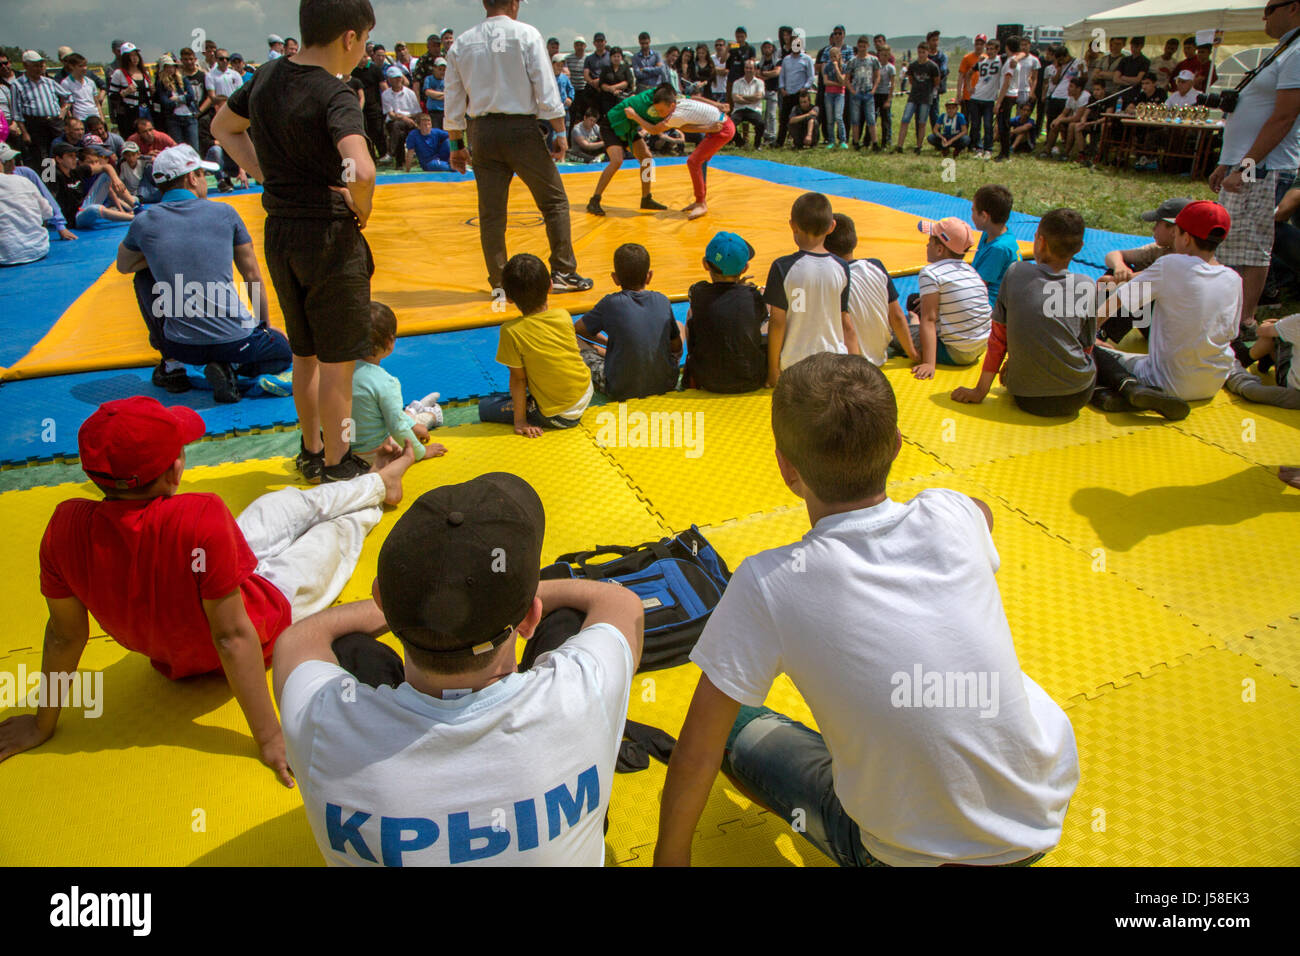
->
xmin=895 ymin=43 xmax=939 ymax=154
xmin=351 ymin=47 xmax=386 ymax=160
xmin=214 ymin=0 xmax=381 ymax=484
xmin=598 ymin=48 xmax=636 ymax=115
xmin=726 ymin=26 xmax=756 ymax=99
xmin=1115 ymin=36 xmax=1150 ymax=92
xmin=758 ymin=39 xmax=781 ymax=146
xmin=581 ymin=32 xmax=611 ymax=126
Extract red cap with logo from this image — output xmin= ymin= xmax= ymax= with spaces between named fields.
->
xmin=78 ymin=397 xmax=205 ymax=490
xmin=975 ymin=33 xmax=988 ymax=42
xmin=1174 ymin=200 xmax=1231 ymax=241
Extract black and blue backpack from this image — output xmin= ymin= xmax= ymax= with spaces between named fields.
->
xmin=534 ymin=525 xmax=732 ymax=672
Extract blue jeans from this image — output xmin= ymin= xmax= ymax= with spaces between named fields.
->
xmin=900 ymin=99 xmax=925 ymax=124
xmin=724 ymin=707 xmax=885 ymax=867
xmin=848 ymin=92 xmax=876 ymax=131
xmin=163 ymin=327 xmax=293 ymax=377
xmin=478 ymin=392 xmax=583 ymax=429
xmin=823 ymin=92 xmax=845 ymax=144
xmin=969 ymin=99 xmax=995 ymax=150
xmin=724 ymin=706 xmax=1045 ymax=867
xmin=167 ymin=114 xmax=199 ymax=152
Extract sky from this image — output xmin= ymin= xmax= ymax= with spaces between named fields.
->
xmin=9 ymin=0 xmax=1119 ymax=63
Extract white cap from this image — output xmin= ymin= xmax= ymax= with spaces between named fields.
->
xmin=22 ymin=50 xmax=43 ymax=63
xmin=434 ymin=57 xmax=447 ymax=67
xmin=57 ymin=46 xmax=74 ymax=59
xmin=158 ymin=53 xmax=176 ymax=66
xmin=268 ymin=34 xmax=284 ymax=45
xmin=1176 ymin=69 xmax=1196 ymax=81
xmin=384 ymin=65 xmax=404 ymax=78
xmin=122 ymin=141 xmax=140 ymax=153
xmin=151 ymin=144 xmax=219 ymax=183
xmin=0 ymin=143 xmax=20 ymax=162
xmin=552 ymin=53 xmax=566 ymax=63
xmin=574 ymin=36 xmax=587 ymax=45
xmin=119 ymin=42 xmax=137 ymax=54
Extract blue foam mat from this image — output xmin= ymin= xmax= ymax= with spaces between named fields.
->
xmin=0 ymin=302 xmax=693 ymax=465
xmin=0 ymin=224 xmax=131 ymax=369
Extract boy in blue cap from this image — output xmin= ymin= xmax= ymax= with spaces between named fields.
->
xmin=684 ymin=232 xmax=767 ymax=392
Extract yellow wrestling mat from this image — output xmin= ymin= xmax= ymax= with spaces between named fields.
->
xmin=3 ymin=166 xmax=1031 ymax=381
xmin=1 ymin=361 xmax=1297 ymax=866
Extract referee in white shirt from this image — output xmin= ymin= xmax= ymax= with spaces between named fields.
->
xmin=445 ymin=0 xmax=591 ymax=293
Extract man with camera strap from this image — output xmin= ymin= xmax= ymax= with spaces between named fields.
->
xmin=1209 ymin=0 xmax=1300 ymax=333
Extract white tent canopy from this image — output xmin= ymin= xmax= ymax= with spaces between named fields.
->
xmin=1063 ymin=0 xmax=1267 ymax=45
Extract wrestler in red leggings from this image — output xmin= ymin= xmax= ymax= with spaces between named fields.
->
xmin=686 ymin=116 xmax=735 ymax=213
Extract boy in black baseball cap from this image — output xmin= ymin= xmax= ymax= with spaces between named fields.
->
xmin=272 ymin=473 xmax=644 ymax=866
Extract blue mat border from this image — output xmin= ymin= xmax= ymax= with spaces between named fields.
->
xmin=0 ymin=157 xmax=1140 ymax=466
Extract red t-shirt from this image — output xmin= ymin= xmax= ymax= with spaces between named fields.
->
xmin=126 ymin=130 xmax=178 ymax=157
xmin=1174 ymin=56 xmax=1216 ymax=91
xmin=39 ymin=492 xmax=293 ymax=679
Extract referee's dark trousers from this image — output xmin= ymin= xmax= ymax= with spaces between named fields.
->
xmin=468 ymin=114 xmax=576 ymax=287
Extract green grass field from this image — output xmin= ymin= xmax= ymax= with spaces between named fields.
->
xmin=731 ymin=139 xmax=1218 ymax=236
xmin=715 ymin=101 xmax=1219 ymax=235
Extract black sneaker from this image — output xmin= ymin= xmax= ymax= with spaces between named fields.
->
xmin=640 ymin=196 xmax=667 ymax=211
xmin=1231 ymin=339 xmax=1255 ymax=369
xmin=552 ymin=272 xmax=594 ymax=293
xmin=217 ymin=180 xmax=233 ymax=193
xmin=296 ymin=439 xmax=326 ymax=483
xmin=1090 ymin=387 xmax=1129 ymax=413
xmin=152 ymin=362 xmax=191 ymax=393
xmin=587 ymin=195 xmax=605 ymax=216
xmin=321 ymin=452 xmax=374 ymax=483
xmin=1121 ymin=382 xmax=1190 ymax=421
xmin=204 ymin=362 xmax=240 ymax=403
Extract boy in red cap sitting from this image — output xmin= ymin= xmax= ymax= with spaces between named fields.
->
xmin=1093 ymin=201 xmax=1241 ymax=420
xmin=0 ymin=397 xmax=414 ymax=785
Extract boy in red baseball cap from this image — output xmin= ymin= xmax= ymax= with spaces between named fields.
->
xmin=1093 ymin=200 xmax=1240 ymax=420
xmin=0 ymin=397 xmax=415 ymax=785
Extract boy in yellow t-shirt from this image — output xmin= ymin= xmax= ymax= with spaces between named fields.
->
xmin=478 ymin=254 xmax=594 ymax=438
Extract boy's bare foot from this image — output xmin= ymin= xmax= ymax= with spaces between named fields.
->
xmin=425 ymin=443 xmax=448 ymax=458
xmin=1280 ymin=466 xmax=1300 ymax=489
xmin=686 ymin=202 xmax=708 ymax=220
xmin=372 ymin=440 xmax=417 ymax=505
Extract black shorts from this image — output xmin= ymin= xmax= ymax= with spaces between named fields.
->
xmin=264 ymin=215 xmax=374 ymax=363
xmin=597 ymin=115 xmax=637 ymax=152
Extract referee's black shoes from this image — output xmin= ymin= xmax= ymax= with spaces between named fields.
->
xmin=552 ymin=272 xmax=594 ymax=293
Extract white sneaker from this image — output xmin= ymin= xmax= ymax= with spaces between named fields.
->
xmin=1050 ymin=146 xmax=1061 ymax=157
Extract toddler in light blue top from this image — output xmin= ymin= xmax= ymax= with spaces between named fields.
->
xmin=351 ymin=302 xmax=447 ymax=463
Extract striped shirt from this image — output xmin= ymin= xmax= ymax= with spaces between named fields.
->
xmin=11 ymin=74 xmax=70 ymax=121
xmin=916 ymin=258 xmax=992 ymax=352
xmin=0 ymin=81 xmax=12 ymax=121
xmin=565 ymin=54 xmax=587 ymax=91
xmin=109 ymin=69 xmax=151 ymax=109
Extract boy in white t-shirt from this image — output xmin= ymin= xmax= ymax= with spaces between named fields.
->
xmin=763 ymin=192 xmax=860 ymax=386
xmin=1094 ymin=200 xmax=1242 ymax=419
xmin=655 ymin=352 xmax=1080 ymax=867
xmin=823 ymin=212 xmax=916 ymax=366
xmin=272 ymin=473 xmax=644 ymax=867
xmin=902 ymin=216 xmax=991 ymax=378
